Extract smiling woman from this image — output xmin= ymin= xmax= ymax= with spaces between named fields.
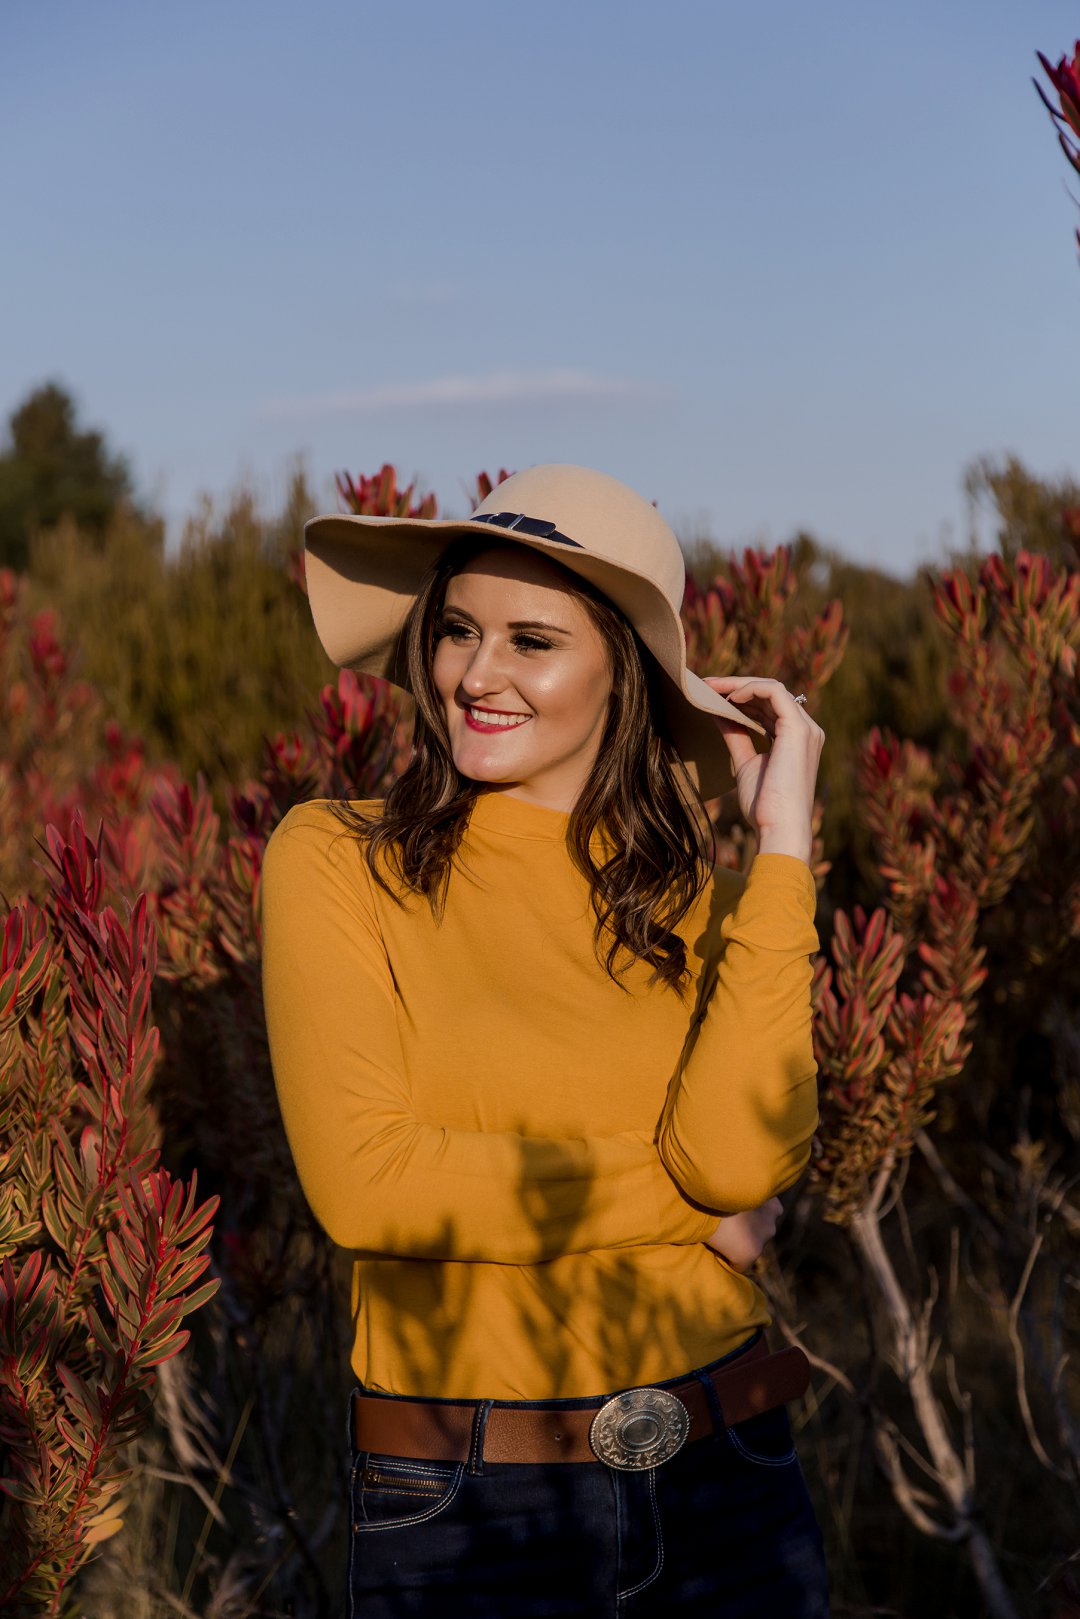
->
xmin=328 ymin=516 xmax=726 ymax=992
xmin=258 ymin=463 xmax=830 ymax=1616
xmin=432 ymin=543 xmax=615 ymax=807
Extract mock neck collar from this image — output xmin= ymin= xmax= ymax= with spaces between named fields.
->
xmin=466 ymin=788 xmax=573 ymax=842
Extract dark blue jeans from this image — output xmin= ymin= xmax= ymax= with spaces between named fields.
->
xmin=345 ymin=1327 xmax=830 ymax=1616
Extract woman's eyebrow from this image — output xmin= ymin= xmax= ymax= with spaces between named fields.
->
xmin=440 ymin=608 xmax=572 ymax=635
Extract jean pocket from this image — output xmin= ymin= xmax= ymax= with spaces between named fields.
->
xmin=720 ymin=1402 xmax=798 ymax=1467
xmin=352 ymin=1452 xmax=465 ymax=1532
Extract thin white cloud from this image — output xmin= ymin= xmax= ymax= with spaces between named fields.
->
xmin=258 ymin=369 xmax=675 ymax=421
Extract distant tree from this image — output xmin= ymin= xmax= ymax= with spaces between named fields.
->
xmin=0 ymin=380 xmax=138 ymax=571
xmin=963 ymin=451 xmax=1080 ymax=568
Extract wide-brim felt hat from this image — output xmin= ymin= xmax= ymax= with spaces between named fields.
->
xmin=302 ymin=461 xmax=765 ymax=801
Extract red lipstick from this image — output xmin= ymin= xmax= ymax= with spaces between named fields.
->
xmin=463 ymin=705 xmax=533 ymax=735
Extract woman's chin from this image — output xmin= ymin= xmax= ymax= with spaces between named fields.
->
xmin=457 ymin=762 xmax=519 ymax=784
xmin=452 ymin=744 xmax=533 ymax=783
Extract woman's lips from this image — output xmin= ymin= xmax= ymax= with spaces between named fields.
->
xmin=463 ymin=706 xmax=533 ymax=735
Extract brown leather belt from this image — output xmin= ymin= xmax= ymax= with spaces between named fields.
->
xmin=351 ymin=1339 xmax=810 ymax=1470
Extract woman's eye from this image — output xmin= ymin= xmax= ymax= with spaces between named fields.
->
xmin=436 ymin=622 xmax=552 ymax=652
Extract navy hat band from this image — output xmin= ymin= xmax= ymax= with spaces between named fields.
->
xmin=467 ymin=510 xmax=584 ymax=549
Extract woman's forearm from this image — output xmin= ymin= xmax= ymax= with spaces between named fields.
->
xmin=655 ymin=852 xmax=820 ymax=1212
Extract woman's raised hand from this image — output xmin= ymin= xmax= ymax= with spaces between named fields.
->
xmin=703 ymin=1198 xmax=784 ymax=1270
xmin=703 ymin=676 xmax=824 ymax=863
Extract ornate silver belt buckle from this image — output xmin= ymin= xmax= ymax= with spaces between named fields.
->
xmin=588 ymin=1386 xmax=690 ymax=1471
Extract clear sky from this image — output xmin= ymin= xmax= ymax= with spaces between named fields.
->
xmin=4 ymin=0 xmax=1079 ymax=575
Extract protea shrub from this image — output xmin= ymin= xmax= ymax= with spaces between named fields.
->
xmin=3 ymin=459 xmax=1076 ymax=1612
xmin=0 ymin=814 xmax=220 ymax=1614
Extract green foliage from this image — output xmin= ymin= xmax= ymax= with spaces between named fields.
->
xmin=23 ymin=467 xmax=328 ymax=825
xmin=0 ymin=383 xmax=143 ymax=574
xmin=964 ymin=450 xmax=1080 ymax=569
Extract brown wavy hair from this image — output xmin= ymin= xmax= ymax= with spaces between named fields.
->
xmin=324 ymin=533 xmax=718 ymax=996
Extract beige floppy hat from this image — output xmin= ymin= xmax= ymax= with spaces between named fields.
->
xmin=302 ymin=461 xmax=766 ymax=801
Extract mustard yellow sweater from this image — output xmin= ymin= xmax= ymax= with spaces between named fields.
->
xmin=258 ymin=790 xmax=820 ymax=1400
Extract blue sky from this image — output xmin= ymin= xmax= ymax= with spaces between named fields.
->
xmin=4 ymin=0 xmax=1079 ymax=576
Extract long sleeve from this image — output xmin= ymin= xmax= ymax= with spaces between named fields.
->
xmin=656 ymin=853 xmax=820 ymax=1213
xmin=257 ymin=806 xmax=718 ymax=1264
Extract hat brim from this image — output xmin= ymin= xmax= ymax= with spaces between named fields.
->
xmin=303 ymin=512 xmax=766 ymax=802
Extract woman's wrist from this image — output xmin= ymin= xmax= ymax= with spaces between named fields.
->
xmin=756 ymin=829 xmax=813 ymax=864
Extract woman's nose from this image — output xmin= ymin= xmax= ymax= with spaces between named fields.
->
xmin=460 ymin=636 xmax=510 ymax=694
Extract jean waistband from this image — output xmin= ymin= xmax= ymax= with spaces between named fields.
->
xmin=345 ymin=1328 xmax=806 ymax=1467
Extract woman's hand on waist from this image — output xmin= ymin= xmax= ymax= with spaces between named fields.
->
xmin=703 ymin=1197 xmax=784 ymax=1270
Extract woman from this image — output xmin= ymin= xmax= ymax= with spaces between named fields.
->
xmin=259 ymin=463 xmax=830 ymax=1616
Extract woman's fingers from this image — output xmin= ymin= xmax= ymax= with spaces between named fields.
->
xmin=704 ymin=1197 xmax=787 ymax=1268
xmin=709 ymin=714 xmax=761 ymax=773
xmin=704 ymin=676 xmax=814 ymax=737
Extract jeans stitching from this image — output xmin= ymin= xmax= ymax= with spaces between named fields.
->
xmin=361 ymin=1456 xmax=458 ymax=1478
xmin=618 ymin=1468 xmax=664 ymax=1601
xmin=724 ymin=1426 xmax=797 ymax=1467
xmin=353 ymin=1463 xmax=465 ymax=1533
xmin=346 ymin=1455 xmax=359 ymax=1616
xmin=469 ymin=1400 xmax=493 ymax=1474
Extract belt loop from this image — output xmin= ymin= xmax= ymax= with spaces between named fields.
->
xmin=468 ymin=1400 xmax=493 ymax=1475
xmin=690 ymin=1367 xmax=726 ymax=1435
xmin=346 ymin=1386 xmax=359 ymax=1455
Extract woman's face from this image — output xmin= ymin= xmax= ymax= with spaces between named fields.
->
xmin=431 ymin=544 xmax=614 ymax=812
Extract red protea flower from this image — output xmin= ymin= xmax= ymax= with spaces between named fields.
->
xmin=469 ymin=468 xmax=515 ymax=506
xmin=1035 ymin=41 xmax=1080 ymax=150
xmin=335 ymin=462 xmax=438 ymax=520
xmin=1035 ymin=40 xmax=1080 ymax=257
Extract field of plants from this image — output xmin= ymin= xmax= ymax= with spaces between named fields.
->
xmin=0 ymin=435 xmax=1077 ymax=1618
